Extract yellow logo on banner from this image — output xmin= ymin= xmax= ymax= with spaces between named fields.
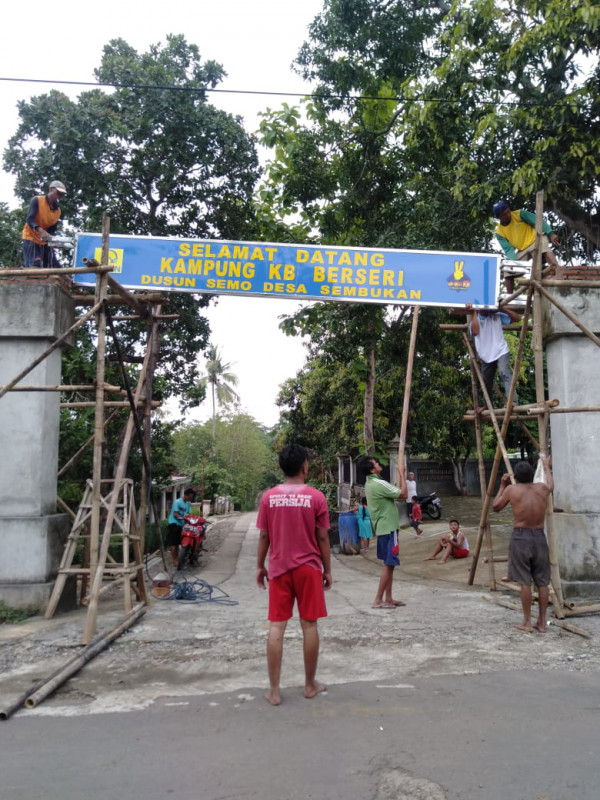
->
xmin=94 ymin=247 xmax=124 ymax=273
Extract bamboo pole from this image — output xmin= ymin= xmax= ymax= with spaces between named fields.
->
xmin=139 ymin=304 xmax=162 ymax=552
xmin=72 ymin=293 xmax=167 ymax=306
xmin=107 ymin=275 xmax=148 ymax=316
xmin=467 ymin=351 xmax=496 ymax=587
xmin=0 ymin=265 xmax=113 ymax=277
xmin=61 ymin=400 xmax=149 ymax=410
xmin=467 ymin=287 xmax=533 ymax=585
xmin=397 ymin=306 xmax=420 ymax=473
xmin=25 ymin=605 xmax=146 ymax=710
xmin=89 ymin=217 xmax=111 ymax=599
xmin=485 ymin=595 xmax=590 ymax=638
xmin=0 ymin=384 xmax=126 ymax=393
xmin=532 ymin=191 xmax=565 ymax=614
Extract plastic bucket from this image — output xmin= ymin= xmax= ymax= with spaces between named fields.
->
xmin=338 ymin=511 xmax=360 ymax=552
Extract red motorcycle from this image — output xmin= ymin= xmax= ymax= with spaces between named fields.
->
xmin=177 ymin=514 xmax=207 ymax=570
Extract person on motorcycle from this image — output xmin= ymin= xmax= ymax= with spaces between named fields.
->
xmin=166 ymin=488 xmax=196 ymax=567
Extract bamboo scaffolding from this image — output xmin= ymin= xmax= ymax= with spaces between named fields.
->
xmin=466 ymin=285 xmax=533 ymax=586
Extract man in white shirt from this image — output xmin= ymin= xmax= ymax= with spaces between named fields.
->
xmin=467 ymin=303 xmax=521 ymax=409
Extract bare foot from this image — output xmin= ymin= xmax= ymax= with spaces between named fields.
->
xmin=437 ymin=560 xmax=447 ymax=565
xmin=500 ymin=576 xmax=510 ymax=582
xmin=516 ymin=623 xmax=534 ymax=633
xmin=389 ymin=599 xmax=406 ymax=607
xmin=372 ymin=602 xmax=395 ymax=609
xmin=424 ymin=556 xmax=436 ymax=561
xmin=264 ymin=689 xmax=281 ymax=706
xmin=304 ymin=681 xmax=326 ymax=699
xmin=535 ymin=621 xmax=547 ymax=634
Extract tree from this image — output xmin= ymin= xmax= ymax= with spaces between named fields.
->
xmin=2 ymin=36 xmax=261 ymax=507
xmin=195 ymin=346 xmax=240 ymax=444
xmin=172 ymin=414 xmax=274 ymax=510
xmin=400 ymin=0 xmax=600 ymax=260
xmin=0 ymin=203 xmax=25 ymax=266
xmin=3 ymin=35 xmax=261 ymax=406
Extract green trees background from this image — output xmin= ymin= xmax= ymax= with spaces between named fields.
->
xmin=1 ymin=2 xmax=598 ymax=509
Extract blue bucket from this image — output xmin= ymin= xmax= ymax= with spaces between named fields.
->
xmin=338 ymin=511 xmax=360 ymax=549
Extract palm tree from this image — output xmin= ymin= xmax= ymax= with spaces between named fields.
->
xmin=197 ymin=346 xmax=240 ymax=444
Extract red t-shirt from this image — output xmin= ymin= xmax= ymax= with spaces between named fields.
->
xmin=256 ymin=483 xmax=330 ymax=579
xmin=411 ymin=503 xmax=422 ymax=522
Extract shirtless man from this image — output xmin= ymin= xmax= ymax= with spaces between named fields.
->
xmin=492 ymin=456 xmax=553 ymax=633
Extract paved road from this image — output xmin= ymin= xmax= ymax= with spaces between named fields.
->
xmin=2 ymin=512 xmax=600 ymax=799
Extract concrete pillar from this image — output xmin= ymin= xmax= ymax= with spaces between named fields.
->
xmin=543 ymin=283 xmax=600 ymax=596
xmin=0 ymin=278 xmax=74 ymax=609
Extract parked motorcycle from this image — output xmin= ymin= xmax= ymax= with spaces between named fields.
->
xmin=416 ymin=492 xmax=442 ymax=520
xmin=177 ymin=514 xmax=207 ymax=570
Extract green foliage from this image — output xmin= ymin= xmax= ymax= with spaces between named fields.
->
xmin=0 ymin=601 xmax=38 ymax=623
xmin=0 ymin=203 xmax=25 ymax=266
xmin=172 ymin=413 xmax=274 ymax=511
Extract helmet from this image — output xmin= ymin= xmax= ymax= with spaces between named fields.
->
xmin=492 ymin=200 xmax=509 ymax=217
xmin=49 ymin=180 xmax=67 ymax=194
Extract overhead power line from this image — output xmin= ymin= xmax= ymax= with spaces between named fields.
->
xmin=0 ymin=75 xmax=582 ymax=109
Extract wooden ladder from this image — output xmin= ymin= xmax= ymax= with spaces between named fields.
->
xmin=46 ymin=478 xmax=149 ymax=637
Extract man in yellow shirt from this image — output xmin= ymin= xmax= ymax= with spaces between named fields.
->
xmin=493 ymin=200 xmax=559 ymax=292
xmin=21 ymin=180 xmax=67 ymax=268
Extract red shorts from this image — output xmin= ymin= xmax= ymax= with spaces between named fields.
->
xmin=453 ymin=547 xmax=469 ymax=559
xmin=268 ymin=565 xmax=327 ymax=622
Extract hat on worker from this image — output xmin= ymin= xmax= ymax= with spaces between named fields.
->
xmin=492 ymin=200 xmax=509 ymax=217
xmin=49 ymin=180 xmax=67 ymax=195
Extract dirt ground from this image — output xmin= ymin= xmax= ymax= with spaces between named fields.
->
xmin=1 ymin=497 xmax=599 ymax=720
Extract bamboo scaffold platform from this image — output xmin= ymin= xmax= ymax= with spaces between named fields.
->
xmin=443 ymin=191 xmax=600 ymax=635
xmin=0 ymin=216 xmax=169 ymax=643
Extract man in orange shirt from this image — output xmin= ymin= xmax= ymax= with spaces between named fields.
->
xmin=21 ymin=180 xmax=67 ymax=268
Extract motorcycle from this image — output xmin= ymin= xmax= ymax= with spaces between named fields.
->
xmin=416 ymin=492 xmax=442 ymax=520
xmin=177 ymin=514 xmax=207 ymax=570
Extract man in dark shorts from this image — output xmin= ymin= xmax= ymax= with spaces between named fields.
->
xmin=256 ymin=444 xmax=332 ymax=706
xmin=166 ymin=488 xmax=195 ymax=566
xmin=358 ymin=455 xmax=407 ymax=609
xmin=493 ymin=456 xmax=553 ymax=633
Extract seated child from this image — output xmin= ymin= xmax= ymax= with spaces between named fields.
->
xmin=424 ymin=518 xmax=470 ymax=563
xmin=409 ymin=496 xmax=423 ymax=535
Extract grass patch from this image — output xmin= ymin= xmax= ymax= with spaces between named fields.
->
xmin=0 ymin=601 xmax=39 ymax=625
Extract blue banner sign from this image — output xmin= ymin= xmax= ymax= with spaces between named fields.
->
xmin=73 ymin=233 xmax=500 ymax=307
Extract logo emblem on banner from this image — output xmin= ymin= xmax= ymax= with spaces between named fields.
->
xmin=94 ymin=247 xmax=124 ymax=273
xmin=447 ymin=259 xmax=471 ymax=291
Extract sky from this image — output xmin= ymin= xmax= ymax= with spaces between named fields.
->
xmin=0 ymin=0 xmax=326 ymax=426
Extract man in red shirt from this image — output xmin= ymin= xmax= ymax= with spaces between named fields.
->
xmin=256 ymin=444 xmax=332 ymax=706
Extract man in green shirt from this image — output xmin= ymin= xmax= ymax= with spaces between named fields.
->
xmin=358 ymin=456 xmax=407 ymax=609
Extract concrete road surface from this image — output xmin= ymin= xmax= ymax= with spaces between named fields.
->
xmin=1 ymin=511 xmax=600 ymax=800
